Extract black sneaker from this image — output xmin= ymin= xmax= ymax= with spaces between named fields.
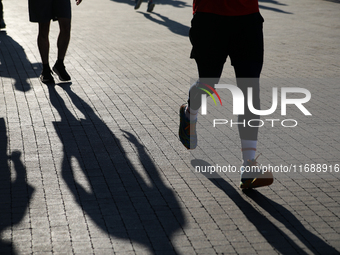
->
xmin=40 ymin=69 xmax=55 ymax=84
xmin=53 ymin=61 xmax=71 ymax=81
xmin=147 ymin=1 xmax=155 ymax=12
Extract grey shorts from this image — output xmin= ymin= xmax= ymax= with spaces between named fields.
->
xmin=29 ymin=0 xmax=71 ymax=23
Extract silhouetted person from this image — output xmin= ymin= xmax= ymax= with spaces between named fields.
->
xmin=178 ymin=0 xmax=273 ymax=189
xmin=28 ymin=0 xmax=82 ymax=84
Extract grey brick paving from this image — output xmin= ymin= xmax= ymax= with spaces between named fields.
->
xmin=1 ymin=0 xmax=340 ymax=254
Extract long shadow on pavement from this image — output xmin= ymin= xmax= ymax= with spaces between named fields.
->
xmin=141 ymin=12 xmax=189 ymax=37
xmin=0 ymin=118 xmax=35 ymax=254
xmin=111 ymin=0 xmax=291 ymax=14
xmin=323 ymin=0 xmax=340 ymax=3
xmin=110 ymin=0 xmax=190 ymax=8
xmin=0 ymin=31 xmax=40 ymax=92
xmin=259 ymin=0 xmax=293 ymax=14
xmin=48 ymin=84 xmax=185 ymax=254
xmin=192 ymin=159 xmax=338 ymax=255
xmin=110 ymin=0 xmax=190 ymax=37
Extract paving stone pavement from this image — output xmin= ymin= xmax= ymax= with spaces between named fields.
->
xmin=1 ymin=0 xmax=340 ymax=254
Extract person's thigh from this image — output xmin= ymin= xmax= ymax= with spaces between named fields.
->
xmin=229 ymin=12 xmax=264 ymax=68
xmin=189 ymin=12 xmax=229 ymax=70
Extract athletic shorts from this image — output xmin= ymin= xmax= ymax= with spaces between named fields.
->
xmin=189 ymin=12 xmax=264 ymax=66
xmin=29 ymin=0 xmax=71 ymax=23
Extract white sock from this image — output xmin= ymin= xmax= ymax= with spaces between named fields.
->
xmin=241 ymin=140 xmax=257 ymax=166
xmin=185 ymin=105 xmax=198 ymax=121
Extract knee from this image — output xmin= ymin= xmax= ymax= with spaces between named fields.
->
xmin=38 ymin=23 xmax=50 ymax=41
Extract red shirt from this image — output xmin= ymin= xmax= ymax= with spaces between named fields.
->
xmin=193 ymin=0 xmax=259 ymax=16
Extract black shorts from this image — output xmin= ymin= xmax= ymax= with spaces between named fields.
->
xmin=29 ymin=0 xmax=71 ymax=23
xmin=189 ymin=12 xmax=264 ymax=66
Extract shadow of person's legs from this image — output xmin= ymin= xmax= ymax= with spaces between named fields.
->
xmin=0 ymin=118 xmax=35 ymax=254
xmin=192 ymin=159 xmax=337 ymax=254
xmin=141 ymin=12 xmax=189 ymax=37
xmin=47 ymin=85 xmax=186 ymax=254
xmin=244 ymin=189 xmax=339 ymax=254
xmin=0 ymin=32 xmax=41 ymax=92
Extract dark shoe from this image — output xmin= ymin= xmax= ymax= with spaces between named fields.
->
xmin=240 ymin=154 xmax=274 ymax=189
xmin=147 ymin=1 xmax=155 ymax=12
xmin=178 ymin=104 xmax=197 ymax=149
xmin=53 ymin=61 xmax=71 ymax=81
xmin=40 ymin=69 xmax=55 ymax=84
xmin=134 ymin=0 xmax=143 ymax=10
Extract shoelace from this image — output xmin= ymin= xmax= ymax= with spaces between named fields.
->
xmin=247 ymin=153 xmax=262 ymax=167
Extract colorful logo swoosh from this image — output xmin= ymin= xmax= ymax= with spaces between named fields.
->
xmin=198 ymin=83 xmax=222 ymax=106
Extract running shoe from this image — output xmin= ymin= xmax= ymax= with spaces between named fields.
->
xmin=134 ymin=0 xmax=143 ymax=10
xmin=147 ymin=1 xmax=155 ymax=12
xmin=240 ymin=154 xmax=274 ymax=189
xmin=40 ymin=69 xmax=55 ymax=84
xmin=178 ymin=104 xmax=197 ymax=149
xmin=53 ymin=61 xmax=71 ymax=81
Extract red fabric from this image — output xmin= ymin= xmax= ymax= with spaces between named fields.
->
xmin=193 ymin=0 xmax=259 ymax=16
